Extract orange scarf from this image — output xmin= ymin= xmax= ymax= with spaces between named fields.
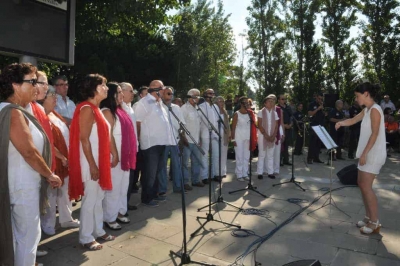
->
xmin=68 ymin=101 xmax=112 ymax=200
xmin=247 ymin=109 xmax=258 ymax=151
xmin=50 ymin=113 xmax=69 ymax=185
xmin=30 ymin=102 xmax=56 ymax=171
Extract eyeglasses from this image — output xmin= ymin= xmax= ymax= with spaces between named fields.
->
xmin=280 ymin=98 xmax=286 ymax=101
xmin=37 ymin=81 xmax=49 ymax=86
xmin=166 ymin=92 xmax=173 ymax=96
xmin=208 ymin=92 xmax=215 ymax=95
xmin=46 ymin=92 xmax=56 ymax=97
xmin=55 ymin=83 xmax=68 ymax=86
xmin=22 ymin=79 xmax=38 ymax=86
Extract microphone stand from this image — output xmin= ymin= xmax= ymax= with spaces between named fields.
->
xmin=191 ymin=103 xmax=241 ymax=238
xmin=273 ymin=111 xmax=305 ymax=191
xmin=229 ymin=109 xmax=267 ymax=198
xmin=167 ymin=106 xmax=213 ymax=266
xmin=196 ymin=104 xmax=242 ymax=211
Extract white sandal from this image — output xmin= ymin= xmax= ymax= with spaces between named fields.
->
xmin=117 ymin=216 xmax=130 ymax=224
xmin=360 ymin=220 xmax=381 ymax=235
xmin=356 ymin=216 xmax=370 ymax=228
xmin=104 ymin=222 xmax=121 ymax=230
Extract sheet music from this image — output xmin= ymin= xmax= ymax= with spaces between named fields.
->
xmin=311 ymin=125 xmax=338 ymax=150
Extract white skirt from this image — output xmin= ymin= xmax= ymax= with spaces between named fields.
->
xmin=358 ymin=163 xmax=383 ymax=175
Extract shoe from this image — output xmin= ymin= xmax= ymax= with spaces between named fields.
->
xmin=213 ymin=176 xmax=222 ymax=182
xmin=128 ymin=205 xmax=138 ymax=211
xmin=104 ymin=222 xmax=122 ymax=231
xmin=173 ymin=189 xmax=188 ymax=193
xmin=307 ymin=159 xmax=313 ymax=164
xmin=35 ymin=263 xmax=44 ymax=266
xmin=60 ymin=219 xmax=80 ymax=228
xmin=283 ymin=162 xmax=292 ymax=165
xmin=268 ymin=175 xmax=276 ymax=179
xmin=273 ymin=172 xmax=279 ymax=176
xmin=116 ymin=216 xmax=130 ymax=224
xmin=154 ymin=195 xmax=167 ymax=202
xmin=237 ymin=177 xmax=245 ymax=182
xmin=192 ymin=182 xmax=205 ymax=187
xmin=357 ymin=216 xmax=370 ymax=228
xmin=202 ymin=179 xmax=209 ymax=185
xmin=258 ymin=175 xmax=263 ymax=180
xmin=184 ymin=184 xmax=193 ymax=191
xmin=143 ymin=200 xmax=159 ymax=207
xmin=360 ymin=220 xmax=381 ymax=235
xmin=222 ymin=175 xmax=227 ymax=178
xmin=314 ymin=159 xmax=324 ymax=163
xmin=42 ymin=227 xmax=55 ymax=236
xmin=36 ymin=250 xmax=48 ymax=257
xmin=158 ymin=192 xmax=166 ymax=196
xmin=72 ymin=201 xmax=77 ymax=207
xmin=243 ymin=176 xmax=250 ymax=181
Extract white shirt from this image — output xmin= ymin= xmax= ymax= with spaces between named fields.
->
xmin=163 ymin=103 xmax=186 ymax=144
xmin=135 ymin=94 xmax=174 ymax=150
xmin=121 ymin=101 xmax=139 ymax=147
xmin=257 ymin=108 xmax=279 ymax=135
xmin=199 ymin=102 xmax=219 ymax=139
xmin=55 ymin=94 xmax=76 ymax=119
xmin=181 ymin=102 xmax=201 ymax=144
xmin=380 ymin=100 xmax=396 ymax=111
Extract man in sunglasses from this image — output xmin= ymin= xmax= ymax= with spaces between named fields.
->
xmin=53 ymin=75 xmax=75 ymax=125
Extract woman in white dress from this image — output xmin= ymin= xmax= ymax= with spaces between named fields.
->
xmin=335 ymin=82 xmax=386 ymax=235
xmin=101 ymin=82 xmax=137 ymax=230
xmin=0 ymin=63 xmax=61 ymax=266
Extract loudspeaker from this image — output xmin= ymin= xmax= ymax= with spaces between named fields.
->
xmin=337 ymin=164 xmax=358 ymax=185
xmin=324 ymin=94 xmax=339 ymax=108
xmin=282 ymin=260 xmax=322 ymax=266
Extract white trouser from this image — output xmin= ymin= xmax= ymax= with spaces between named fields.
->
xmin=200 ymin=137 xmax=220 ymax=179
xmin=220 ymin=144 xmax=228 ymax=176
xmin=103 ymin=166 xmax=129 ymax=222
xmin=79 ymin=180 xmax=106 ymax=244
xmin=234 ymin=139 xmax=250 ymax=178
xmin=10 ymin=188 xmax=41 ymax=266
xmin=41 ymin=177 xmax=74 ymax=231
xmin=272 ymin=141 xmax=282 ymax=174
xmin=258 ymin=144 xmax=275 ymax=175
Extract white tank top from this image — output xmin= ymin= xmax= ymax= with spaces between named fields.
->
xmin=356 ymin=104 xmax=387 ymax=165
xmin=0 ymin=102 xmax=44 ymax=192
xmin=235 ymin=111 xmax=250 ymax=141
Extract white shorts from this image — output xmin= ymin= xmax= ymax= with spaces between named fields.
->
xmin=358 ymin=163 xmax=383 ymax=175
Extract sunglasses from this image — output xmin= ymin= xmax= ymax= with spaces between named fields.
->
xmin=37 ymin=81 xmax=49 ymax=86
xmin=166 ymin=92 xmax=173 ymax=96
xmin=22 ymin=79 xmax=38 ymax=86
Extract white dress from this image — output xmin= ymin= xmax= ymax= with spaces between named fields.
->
xmin=0 ymin=102 xmax=44 ymax=266
xmin=234 ymin=111 xmax=251 ymax=178
xmin=356 ymin=103 xmax=387 ymax=174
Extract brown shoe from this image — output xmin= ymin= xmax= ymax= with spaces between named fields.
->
xmin=184 ymin=184 xmax=193 ymax=191
xmin=192 ymin=182 xmax=205 ymax=187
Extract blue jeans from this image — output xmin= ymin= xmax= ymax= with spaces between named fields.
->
xmin=183 ymin=143 xmax=202 ymax=184
xmin=158 ymin=145 xmax=183 ymax=192
xmin=141 ymin=145 xmax=165 ymax=204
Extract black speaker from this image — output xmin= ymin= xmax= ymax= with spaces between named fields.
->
xmin=324 ymin=94 xmax=339 ymax=108
xmin=337 ymin=164 xmax=358 ymax=185
xmin=282 ymin=260 xmax=322 ymax=266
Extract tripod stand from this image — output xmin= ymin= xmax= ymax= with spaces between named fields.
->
xmin=229 ymin=109 xmax=267 ymax=198
xmin=273 ymin=118 xmax=305 ymax=191
xmin=191 ymin=103 xmax=241 ymax=238
xmin=167 ymin=106 xmax=213 ymax=266
xmin=198 ymin=105 xmax=242 ymax=212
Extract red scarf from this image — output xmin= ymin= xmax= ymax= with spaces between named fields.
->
xmin=275 ymin=105 xmax=282 ymax=145
xmin=115 ymin=107 xmax=137 ymax=170
xmin=30 ymin=102 xmax=56 ymax=171
xmin=247 ymin=109 xmax=258 ymax=151
xmin=68 ymin=101 xmax=112 ymax=200
xmin=50 ymin=119 xmax=68 ymax=185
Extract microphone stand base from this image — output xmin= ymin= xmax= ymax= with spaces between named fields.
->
xmin=273 ymin=177 xmax=306 ymax=191
xmin=228 ymin=182 xmax=268 ymax=198
xmin=170 ymin=250 xmax=215 ymax=266
xmin=190 ymin=213 xmax=241 ymax=238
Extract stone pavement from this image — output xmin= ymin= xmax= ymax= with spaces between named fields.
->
xmin=37 ymin=149 xmax=400 ymax=266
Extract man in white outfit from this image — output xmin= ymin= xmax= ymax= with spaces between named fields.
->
xmin=53 ymin=75 xmax=76 ymax=125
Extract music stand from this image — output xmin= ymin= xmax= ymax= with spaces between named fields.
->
xmin=307 ymin=125 xmax=350 ymax=218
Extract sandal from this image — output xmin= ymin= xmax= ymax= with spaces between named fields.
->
xmin=360 ymin=220 xmax=381 ymax=235
xmin=35 ymin=263 xmax=43 ymax=266
xmin=356 ymin=216 xmax=370 ymax=228
xmin=98 ymin=234 xmax=116 ymax=241
xmin=82 ymin=241 xmax=103 ymax=250
xmin=104 ymin=221 xmax=121 ymax=230
xmin=116 ymin=216 xmax=130 ymax=224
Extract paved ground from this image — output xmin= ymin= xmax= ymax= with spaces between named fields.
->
xmin=37 ymin=148 xmax=400 ymax=266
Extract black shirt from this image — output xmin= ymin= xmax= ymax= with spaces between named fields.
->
xmin=279 ymin=104 xmax=292 ymax=125
xmin=308 ymin=101 xmax=324 ymax=126
xmin=349 ymin=105 xmax=362 ymax=130
xmin=293 ymin=110 xmax=304 ymax=130
xmin=329 ymin=108 xmax=344 ymax=133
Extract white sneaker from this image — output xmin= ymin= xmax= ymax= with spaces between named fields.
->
xmin=42 ymin=227 xmax=55 ymax=236
xmin=36 ymin=250 xmax=48 ymax=257
xmin=60 ymin=219 xmax=80 ymax=228
xmin=237 ymin=177 xmax=245 ymax=182
xmin=244 ymin=176 xmax=250 ymax=181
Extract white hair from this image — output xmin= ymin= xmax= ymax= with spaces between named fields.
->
xmin=187 ymin=88 xmax=200 ymax=96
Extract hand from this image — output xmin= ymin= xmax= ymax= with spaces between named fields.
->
xmin=61 ymin=157 xmax=68 ymax=167
xmin=281 ymin=135 xmax=285 ymax=143
xmin=111 ymin=155 xmax=119 ymax=168
xmin=90 ymin=164 xmax=100 ymax=181
xmin=359 ymin=153 xmax=367 ymax=166
xmin=335 ymin=122 xmax=342 ymax=130
xmin=47 ymin=174 xmax=62 ymax=188
xmin=233 ymin=141 xmax=237 ymax=147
